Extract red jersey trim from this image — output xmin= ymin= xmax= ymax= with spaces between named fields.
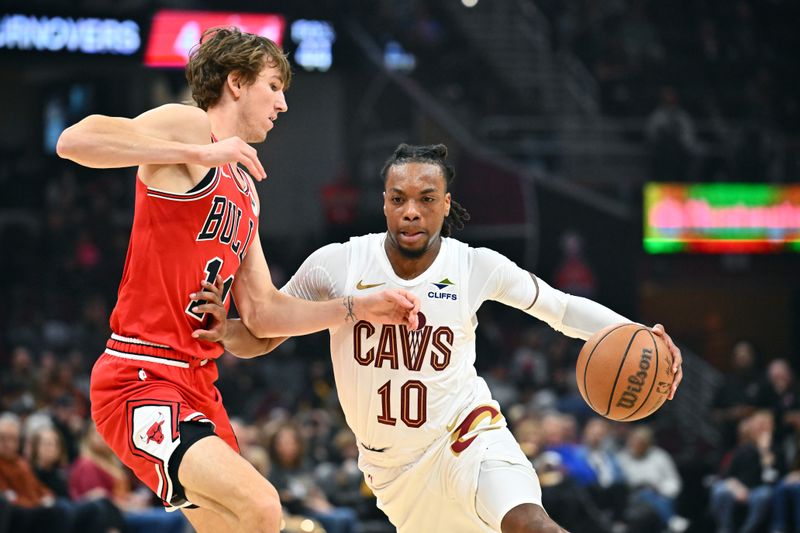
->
xmin=146 ymin=167 xmax=221 ymax=201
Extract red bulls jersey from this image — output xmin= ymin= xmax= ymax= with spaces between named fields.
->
xmin=109 ymin=152 xmax=259 ymax=361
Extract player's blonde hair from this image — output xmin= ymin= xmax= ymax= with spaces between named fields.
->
xmin=186 ymin=27 xmax=292 ymax=111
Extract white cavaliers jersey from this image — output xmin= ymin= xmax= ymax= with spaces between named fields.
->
xmin=282 ymin=232 xmax=629 ymax=466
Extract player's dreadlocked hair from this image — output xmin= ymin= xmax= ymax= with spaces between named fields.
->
xmin=380 ymin=143 xmax=471 ymax=237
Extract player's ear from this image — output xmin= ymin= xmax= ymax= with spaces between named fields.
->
xmin=444 ymin=192 xmax=451 ymax=216
xmin=227 ymin=72 xmax=243 ymax=98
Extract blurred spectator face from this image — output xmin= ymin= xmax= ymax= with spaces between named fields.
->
xmin=541 ymin=414 xmax=566 ymax=446
xmin=85 ymin=423 xmax=113 ymax=457
xmin=749 ymin=411 xmax=773 ymax=439
xmin=11 ymin=347 xmax=32 ymax=373
xmin=33 ymin=427 xmax=64 ymax=468
xmin=661 ymin=86 xmax=678 ymax=107
xmin=274 ymin=427 xmax=302 ymax=466
xmin=514 ymin=418 xmax=543 ymax=459
xmin=626 ymin=427 xmax=653 ymax=458
xmin=583 ymin=418 xmax=610 ymax=448
xmin=767 ymin=360 xmax=793 ymax=393
xmin=333 ymin=429 xmax=358 ymax=460
xmin=0 ymin=416 xmax=21 ymax=460
xmin=732 ymin=341 xmax=755 ymax=371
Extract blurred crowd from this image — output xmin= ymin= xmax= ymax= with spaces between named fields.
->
xmin=2 ymin=1 xmax=799 ymax=532
xmin=1 ymin=160 xmax=799 ymax=533
xmin=538 ymin=0 xmax=799 ymax=184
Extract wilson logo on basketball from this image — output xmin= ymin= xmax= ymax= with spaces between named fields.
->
xmin=616 ymin=347 xmax=653 ymax=409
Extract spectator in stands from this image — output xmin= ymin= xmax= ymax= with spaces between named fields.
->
xmin=757 ymin=359 xmax=800 ymax=460
xmin=580 ymin=418 xmax=628 ymax=524
xmin=533 ymin=450 xmax=612 ymax=533
xmin=645 ymin=86 xmax=698 ymax=182
xmin=316 ymin=428 xmax=392 ymax=531
xmin=709 ymin=410 xmax=779 ymax=533
xmin=771 ymin=439 xmax=800 ymax=533
xmin=0 ymin=412 xmax=71 ymax=532
xmin=28 ymin=425 xmax=70 ymax=499
xmin=618 ymin=425 xmax=687 ymax=532
xmin=267 ymin=423 xmax=358 ymax=533
xmin=711 ymin=341 xmax=763 ymax=452
xmin=554 ymin=231 xmax=596 ymax=299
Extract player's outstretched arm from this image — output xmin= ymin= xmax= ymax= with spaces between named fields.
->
xmin=190 ymin=277 xmax=287 ymax=358
xmin=233 ymin=239 xmax=419 ymax=339
xmin=55 ymin=103 xmax=266 ymax=180
xmin=472 ymin=248 xmax=684 ymax=398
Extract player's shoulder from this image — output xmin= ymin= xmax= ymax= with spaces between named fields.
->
xmin=465 ymin=243 xmax=514 ymax=268
xmin=343 ymin=232 xmax=384 ymax=251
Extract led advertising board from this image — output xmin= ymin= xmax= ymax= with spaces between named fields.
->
xmin=145 ymin=10 xmax=285 ymax=67
xmin=644 ymin=183 xmax=800 ymax=254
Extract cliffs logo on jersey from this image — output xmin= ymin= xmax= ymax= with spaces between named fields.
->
xmin=428 ymin=278 xmax=457 ymax=301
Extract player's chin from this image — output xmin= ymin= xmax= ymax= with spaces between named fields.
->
xmin=397 ymin=243 xmax=427 ymax=259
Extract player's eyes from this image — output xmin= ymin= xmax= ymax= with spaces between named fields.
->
xmin=391 ymin=197 xmax=403 ymax=204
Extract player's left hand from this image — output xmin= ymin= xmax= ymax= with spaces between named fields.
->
xmin=354 ymin=289 xmax=420 ymax=330
xmin=651 ymin=323 xmax=683 ymax=400
xmin=190 ymin=275 xmax=228 ymax=344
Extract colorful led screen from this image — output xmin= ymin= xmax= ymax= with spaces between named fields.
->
xmin=144 ymin=10 xmax=285 ymax=67
xmin=644 ymin=183 xmax=800 ymax=253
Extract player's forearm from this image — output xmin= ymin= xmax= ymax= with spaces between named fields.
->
xmin=242 ymin=290 xmax=356 ymax=338
xmin=222 ymin=319 xmax=286 ymax=358
xmin=56 ymin=115 xmax=201 ymax=168
xmin=556 ymin=294 xmax=632 ymax=340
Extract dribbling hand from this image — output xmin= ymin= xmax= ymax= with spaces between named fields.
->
xmin=196 ymin=136 xmax=267 ymax=180
xmin=190 ymin=275 xmax=228 ymax=343
xmin=651 ymin=323 xmax=683 ymax=400
xmin=353 ymin=290 xmax=420 ymax=330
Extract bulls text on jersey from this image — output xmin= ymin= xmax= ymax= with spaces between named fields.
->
xmin=196 ymin=195 xmax=255 ymax=263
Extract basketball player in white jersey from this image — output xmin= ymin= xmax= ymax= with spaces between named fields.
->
xmin=193 ymin=143 xmax=684 ymax=532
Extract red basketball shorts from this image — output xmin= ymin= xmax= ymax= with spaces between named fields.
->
xmin=90 ymin=338 xmax=238 ymax=510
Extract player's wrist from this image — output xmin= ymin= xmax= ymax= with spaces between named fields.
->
xmin=184 ymin=143 xmax=205 ymax=166
xmin=343 ymin=295 xmax=358 ymax=323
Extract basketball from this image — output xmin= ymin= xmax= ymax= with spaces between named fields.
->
xmin=576 ymin=323 xmax=674 ymax=422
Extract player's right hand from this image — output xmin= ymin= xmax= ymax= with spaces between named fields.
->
xmin=190 ymin=275 xmax=229 ymax=343
xmin=355 ymin=289 xmax=420 ymax=330
xmin=195 ymin=136 xmax=267 ymax=180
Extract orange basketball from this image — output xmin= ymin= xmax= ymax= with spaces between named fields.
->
xmin=576 ymin=323 xmax=674 ymax=422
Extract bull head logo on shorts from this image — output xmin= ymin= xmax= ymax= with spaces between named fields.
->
xmin=145 ymin=415 xmax=165 ymax=445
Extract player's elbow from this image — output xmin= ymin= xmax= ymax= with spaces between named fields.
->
xmin=55 ymin=125 xmax=79 ymax=161
xmin=56 ymin=116 xmax=99 ymax=162
xmin=241 ymin=311 xmax=271 ymax=339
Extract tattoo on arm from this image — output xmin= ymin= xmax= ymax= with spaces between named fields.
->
xmin=343 ymin=296 xmax=356 ymax=323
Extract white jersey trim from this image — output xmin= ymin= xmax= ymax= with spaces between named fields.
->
xmin=111 ymin=333 xmax=171 ymax=349
xmin=104 ymin=348 xmax=209 ymax=368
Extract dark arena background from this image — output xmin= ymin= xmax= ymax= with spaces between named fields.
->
xmin=1 ymin=1 xmax=799 ymax=532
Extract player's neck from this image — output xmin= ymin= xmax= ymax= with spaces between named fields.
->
xmin=206 ymin=105 xmax=239 ymax=140
xmin=384 ymin=236 xmax=442 ymax=280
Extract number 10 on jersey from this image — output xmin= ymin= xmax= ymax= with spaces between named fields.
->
xmin=377 ymin=380 xmax=427 ymax=427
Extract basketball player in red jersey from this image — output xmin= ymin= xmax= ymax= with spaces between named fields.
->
xmin=56 ymin=28 xmax=418 ymax=532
